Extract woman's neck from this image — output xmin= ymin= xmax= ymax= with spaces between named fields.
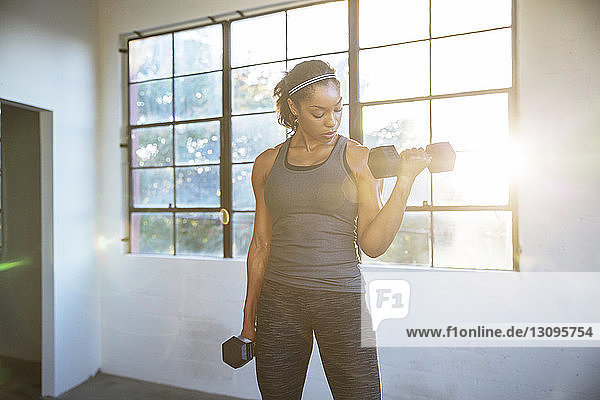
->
xmin=291 ymin=128 xmax=337 ymax=152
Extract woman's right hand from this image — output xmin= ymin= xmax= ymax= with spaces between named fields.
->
xmin=397 ymin=147 xmax=432 ymax=180
xmin=240 ymin=320 xmax=256 ymax=342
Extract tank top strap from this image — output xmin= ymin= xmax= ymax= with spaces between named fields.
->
xmin=273 ymin=136 xmax=293 ymax=167
xmin=332 ymin=134 xmax=348 ymax=161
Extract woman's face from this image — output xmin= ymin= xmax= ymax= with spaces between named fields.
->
xmin=288 ymin=82 xmax=342 ymax=142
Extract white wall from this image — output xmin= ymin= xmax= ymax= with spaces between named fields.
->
xmin=96 ymin=0 xmax=600 ymax=399
xmin=0 ymin=0 xmax=101 ymax=397
xmin=517 ymin=0 xmax=600 ymax=272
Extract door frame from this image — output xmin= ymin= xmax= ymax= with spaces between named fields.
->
xmin=0 ymin=98 xmax=54 ymax=396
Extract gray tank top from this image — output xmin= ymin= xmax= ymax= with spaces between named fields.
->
xmin=263 ymin=134 xmax=364 ymax=293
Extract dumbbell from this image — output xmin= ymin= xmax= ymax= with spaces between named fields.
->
xmin=222 ymin=335 xmax=254 ymax=369
xmin=367 ymin=142 xmax=456 ymax=179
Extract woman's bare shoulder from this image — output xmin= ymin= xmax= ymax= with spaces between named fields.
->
xmin=345 ymin=137 xmax=370 ymax=178
xmin=253 ymin=141 xmax=286 ymax=182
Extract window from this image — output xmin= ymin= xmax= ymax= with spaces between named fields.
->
xmin=359 ymin=0 xmax=516 ymax=270
xmin=125 ymin=0 xmax=518 ymax=270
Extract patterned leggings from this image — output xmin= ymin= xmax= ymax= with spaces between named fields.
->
xmin=255 ymin=278 xmax=382 ymax=400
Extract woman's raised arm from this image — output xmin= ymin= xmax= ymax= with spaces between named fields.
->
xmin=354 ymin=145 xmax=430 ymax=259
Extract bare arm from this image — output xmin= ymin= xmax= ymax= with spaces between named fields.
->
xmin=355 ymin=146 xmax=429 ymax=258
xmin=241 ymin=151 xmax=273 ymax=340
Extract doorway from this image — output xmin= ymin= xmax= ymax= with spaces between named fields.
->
xmin=0 ymin=100 xmax=54 ymax=399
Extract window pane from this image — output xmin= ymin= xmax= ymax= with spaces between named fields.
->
xmin=132 ymin=167 xmax=174 ymax=208
xmin=380 ymin=172 xmax=429 ymax=208
xmin=175 ymin=165 xmax=220 ymax=207
xmin=176 ymin=212 xmax=223 ymax=256
xmin=359 ymin=0 xmax=429 ymax=47
xmin=232 ymin=164 xmax=253 ymax=211
xmin=129 ymin=79 xmax=173 ymax=125
xmin=362 ymin=212 xmax=431 ymax=265
xmin=431 ymin=28 xmax=512 ymax=95
xmin=131 ymin=126 xmax=173 ymax=167
xmin=129 ymin=33 xmax=172 ymax=83
xmin=174 ymin=72 xmax=222 ymax=120
xmin=287 ymin=1 xmax=348 ymax=59
xmin=175 ymin=121 xmax=220 ymax=165
xmin=433 ymin=211 xmax=512 ymax=270
xmin=431 ymin=0 xmax=511 ymax=37
xmin=130 ymin=212 xmax=173 ymax=255
xmin=432 ymin=93 xmax=509 ymax=151
xmin=233 ymin=212 xmax=254 ymax=258
xmin=360 ymin=42 xmax=429 ymax=101
xmin=362 ymin=101 xmax=430 ymax=206
xmin=338 ymin=105 xmax=350 ymax=138
xmin=287 ymin=53 xmax=349 ymax=105
xmin=174 ymin=24 xmax=222 ymax=75
xmin=232 ymin=113 xmax=285 ymax=163
xmin=231 ymin=12 xmax=286 ymax=67
xmin=232 ymin=62 xmax=285 ymax=114
xmin=433 ymin=149 xmax=509 ymax=206
xmin=362 ymin=101 xmax=430 ymax=149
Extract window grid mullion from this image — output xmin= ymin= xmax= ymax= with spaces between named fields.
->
xmin=510 ymin=0 xmax=520 ymax=271
xmin=126 ymin=38 xmax=133 ymax=254
xmin=428 ymin=0 xmax=434 ymax=268
xmin=222 ymin=20 xmax=232 ymax=258
xmin=357 ymin=25 xmax=513 ymax=53
xmin=348 ymin=0 xmax=360 ymax=144
xmin=171 ymin=32 xmax=177 ymax=255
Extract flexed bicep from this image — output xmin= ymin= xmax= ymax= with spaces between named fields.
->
xmin=354 ymin=146 xmax=384 ymax=246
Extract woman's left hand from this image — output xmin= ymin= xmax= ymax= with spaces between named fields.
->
xmin=397 ymin=147 xmax=432 ymax=180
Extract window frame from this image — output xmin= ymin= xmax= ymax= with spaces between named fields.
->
xmin=122 ymin=0 xmax=520 ymax=271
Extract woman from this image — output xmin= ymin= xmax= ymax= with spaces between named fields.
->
xmin=241 ymin=60 xmax=430 ymax=399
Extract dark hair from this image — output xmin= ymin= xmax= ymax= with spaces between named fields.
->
xmin=273 ymin=60 xmax=340 ymax=134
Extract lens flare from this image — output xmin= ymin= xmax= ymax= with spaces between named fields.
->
xmin=0 ymin=256 xmax=32 ymax=272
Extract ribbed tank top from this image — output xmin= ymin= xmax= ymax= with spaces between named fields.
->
xmin=263 ymin=134 xmax=364 ymax=293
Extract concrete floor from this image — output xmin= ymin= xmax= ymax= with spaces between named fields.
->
xmin=0 ymin=355 xmax=250 ymax=400
xmin=0 ymin=355 xmax=41 ymax=400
